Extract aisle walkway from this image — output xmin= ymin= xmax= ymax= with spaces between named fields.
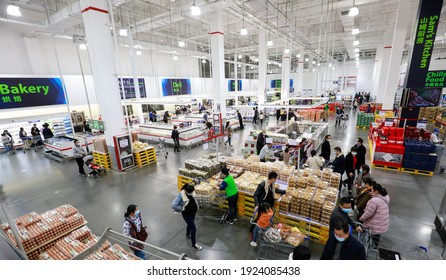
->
xmin=0 ymin=110 xmax=444 ymax=259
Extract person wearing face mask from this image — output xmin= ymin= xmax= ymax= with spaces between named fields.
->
xmin=73 ymin=139 xmax=87 ymax=177
xmin=359 ymin=184 xmax=390 ymax=248
xmin=254 ymin=171 xmax=286 ymax=208
xmin=123 ymin=204 xmax=148 ymax=259
xmin=355 ymin=138 xmax=366 ymax=174
xmin=320 ymin=134 xmax=331 ymax=162
xmin=355 ymin=178 xmax=375 ymax=219
xmin=329 ymin=147 xmax=345 ymax=178
xmin=321 ymin=221 xmax=366 ymax=260
xmin=171 ymin=184 xmax=202 ymax=251
xmin=329 ymin=197 xmax=362 ymax=233
xmin=353 ymin=164 xmax=374 ymax=197
xmin=343 ymin=146 xmax=358 ymax=194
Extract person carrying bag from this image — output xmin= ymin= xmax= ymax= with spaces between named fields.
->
xmin=123 ymin=204 xmax=148 ymax=259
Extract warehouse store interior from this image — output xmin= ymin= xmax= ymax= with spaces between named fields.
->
xmin=1 ymin=0 xmax=446 ymax=261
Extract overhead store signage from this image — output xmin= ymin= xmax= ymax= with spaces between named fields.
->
xmin=270 ymin=79 xmax=293 ymax=89
xmin=405 ymin=0 xmax=444 ymax=88
xmin=161 ymin=79 xmax=191 ymax=96
xmin=228 ymin=80 xmax=242 ymax=92
xmin=89 ymin=119 xmax=105 ymax=131
xmin=0 ymin=77 xmax=66 ymax=109
xmin=118 ymin=78 xmax=146 ymax=99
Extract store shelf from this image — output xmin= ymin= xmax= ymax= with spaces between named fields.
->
xmin=134 ymin=147 xmax=157 ymax=167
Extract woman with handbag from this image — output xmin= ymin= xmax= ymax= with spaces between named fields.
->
xmin=123 ymin=204 xmax=148 ymax=259
xmin=171 ymin=184 xmax=202 ymax=250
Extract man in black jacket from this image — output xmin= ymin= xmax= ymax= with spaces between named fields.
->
xmin=329 ymin=197 xmax=361 ymax=233
xmin=237 ymin=110 xmax=244 ymax=129
xmin=320 ymin=135 xmax=331 ymax=162
xmin=320 ymin=222 xmax=366 ymax=260
xmin=330 ymin=147 xmax=345 ymax=176
xmin=254 ymin=171 xmax=286 ymax=207
xmin=256 ymin=129 xmax=266 ymax=155
xmin=171 ymin=126 xmax=180 ymax=152
xmin=344 ymin=146 xmax=358 ymax=194
xmin=355 ymin=137 xmax=366 ymax=173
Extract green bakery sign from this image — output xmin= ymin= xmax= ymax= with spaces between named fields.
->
xmin=90 ymin=120 xmax=105 ymax=131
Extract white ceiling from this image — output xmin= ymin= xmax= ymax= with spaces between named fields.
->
xmin=1 ymin=0 xmax=446 ymax=70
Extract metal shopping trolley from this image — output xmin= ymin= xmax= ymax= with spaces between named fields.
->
xmin=340 ymin=114 xmax=349 ymax=129
xmin=251 ymin=210 xmax=311 ymax=260
xmin=195 ymin=193 xmax=228 ymax=224
xmin=156 ymin=137 xmax=168 ymax=159
xmin=355 ymin=223 xmax=430 ymax=260
xmin=31 ymin=134 xmax=44 ymax=152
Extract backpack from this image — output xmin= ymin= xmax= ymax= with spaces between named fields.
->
xmin=125 ymin=215 xmax=148 ymax=251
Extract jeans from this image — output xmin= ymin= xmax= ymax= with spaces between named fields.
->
xmin=174 ymin=139 xmax=180 ymax=152
xmin=75 ymin=158 xmax=86 ymax=174
xmin=134 ymin=250 xmax=146 ymax=260
xmin=225 ymin=137 xmax=231 ymax=146
xmin=253 ymin=225 xmax=262 ymax=242
xmin=372 ymin=234 xmax=381 ymax=247
xmin=181 ymin=212 xmax=197 ymax=246
xmin=227 ymin=193 xmax=238 ymax=221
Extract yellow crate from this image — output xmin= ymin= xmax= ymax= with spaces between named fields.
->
xmin=134 ymin=148 xmax=157 ymax=167
xmin=92 ymin=152 xmax=111 ymax=170
xmin=177 ymin=175 xmax=193 ymax=191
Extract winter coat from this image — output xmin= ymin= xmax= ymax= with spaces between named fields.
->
xmin=344 ymin=153 xmax=356 ymax=176
xmin=320 ymin=140 xmax=331 ymax=162
xmin=171 ymin=190 xmax=199 ymax=214
xmin=354 ymin=172 xmax=374 ymax=188
xmin=254 ymin=181 xmax=286 ymax=207
xmin=356 ymin=145 xmax=366 ymax=169
xmin=330 ymin=154 xmax=345 ymax=175
xmin=355 ymin=188 xmax=372 ymax=218
xmin=359 ymin=194 xmax=390 ymax=235
xmin=320 ymin=231 xmax=366 ymax=260
xmin=306 ymin=156 xmax=325 ymax=170
xmin=256 ymin=132 xmax=266 ymax=152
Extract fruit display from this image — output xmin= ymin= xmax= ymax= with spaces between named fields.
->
xmin=278 ymin=165 xmax=295 ymax=182
xmin=132 ymin=141 xmax=151 ymax=152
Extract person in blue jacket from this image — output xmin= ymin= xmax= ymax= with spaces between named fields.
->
xmin=320 ymin=222 xmax=366 ymax=260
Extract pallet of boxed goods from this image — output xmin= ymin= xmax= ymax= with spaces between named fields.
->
xmin=133 ymin=146 xmax=157 ymax=167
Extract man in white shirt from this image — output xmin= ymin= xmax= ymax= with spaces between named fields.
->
xmin=431 ymin=129 xmax=442 ymax=144
xmin=259 ymin=143 xmax=272 ymax=162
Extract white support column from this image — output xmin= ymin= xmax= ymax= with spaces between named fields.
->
xmin=342 ymin=56 xmax=347 ymax=90
xmin=127 ymin=32 xmax=144 ymax=124
xmin=234 ymin=54 xmax=238 ymax=106
xmin=375 ymin=45 xmax=392 ymax=104
xmin=381 ymin=0 xmax=410 ymax=110
xmin=258 ymin=28 xmax=267 ymax=105
xmin=281 ymin=50 xmax=291 ymax=100
xmin=80 ymin=0 xmax=124 ymax=147
xmin=241 ymin=58 xmax=246 ymax=79
xmin=210 ymin=11 xmax=226 ymax=117
xmin=297 ymin=51 xmax=304 ymax=96
xmin=371 ymin=45 xmax=383 ymax=98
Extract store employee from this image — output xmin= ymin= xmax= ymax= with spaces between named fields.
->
xmin=259 ymin=143 xmax=272 ymax=162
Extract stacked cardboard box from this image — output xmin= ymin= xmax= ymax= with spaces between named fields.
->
xmin=402 ymin=140 xmax=437 ymax=171
xmin=419 ymin=107 xmax=438 ymax=121
xmin=356 ymin=112 xmax=375 ymax=127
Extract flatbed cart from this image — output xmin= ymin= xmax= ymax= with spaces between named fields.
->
xmin=251 ymin=210 xmax=311 ymax=260
xmin=72 ymin=228 xmax=191 ymax=260
xmin=355 ymin=223 xmax=430 ymax=260
xmin=195 ymin=193 xmax=228 ymax=224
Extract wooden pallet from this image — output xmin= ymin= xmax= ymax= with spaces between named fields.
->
xmin=372 ymin=164 xmax=401 ymax=171
xmin=177 ymin=175 xmax=193 ymax=191
xmin=356 ymin=126 xmax=369 ymax=129
xmin=134 ymin=148 xmax=157 ymax=167
xmin=93 ymin=152 xmax=111 ymax=170
xmin=401 ymin=168 xmax=434 ymax=176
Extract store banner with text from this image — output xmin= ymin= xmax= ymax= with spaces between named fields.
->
xmin=270 ymin=79 xmax=293 ymax=89
xmin=118 ymin=78 xmax=147 ymax=99
xmin=0 ymin=77 xmax=66 ymax=109
xmin=162 ymin=79 xmax=192 ymax=96
xmin=405 ymin=0 xmax=444 ymax=88
xmin=228 ymin=80 xmax=242 ymax=92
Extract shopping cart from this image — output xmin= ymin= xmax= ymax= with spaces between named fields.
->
xmin=156 ymin=137 xmax=168 ymax=159
xmin=31 ymin=135 xmax=43 ymax=152
xmin=355 ymin=223 xmax=430 ymax=260
xmin=195 ymin=193 xmax=228 ymax=224
xmin=340 ymin=114 xmax=349 ymax=129
xmin=251 ymin=210 xmax=311 ymax=260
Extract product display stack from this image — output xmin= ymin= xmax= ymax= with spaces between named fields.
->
xmin=356 ymin=112 xmax=375 ymax=129
xmin=92 ymin=138 xmax=111 ymax=170
xmin=402 ymin=140 xmax=437 ymax=175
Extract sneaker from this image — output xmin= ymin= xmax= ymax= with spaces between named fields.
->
xmin=193 ymin=244 xmax=202 ymax=251
xmin=227 ymin=220 xmax=234 ymax=225
xmin=186 ymin=235 xmax=191 ymax=239
xmin=233 ymin=218 xmax=238 ymax=222
xmin=250 ymin=241 xmax=257 ymax=247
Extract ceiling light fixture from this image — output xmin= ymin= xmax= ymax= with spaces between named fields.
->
xmin=133 ymin=44 xmax=141 ymax=49
xmin=119 ymin=28 xmax=128 ymax=37
xmin=296 ymin=54 xmax=301 ymax=58
xmin=202 ymin=59 xmax=207 ymax=63
xmin=352 ymin=28 xmax=359 ymax=35
xmin=304 ymin=58 xmax=309 ymax=62
xmin=136 ymin=50 xmax=142 ymax=56
xmin=267 ymin=40 xmax=273 ymax=47
xmin=278 ymin=63 xmax=282 ymax=67
xmin=238 ymin=64 xmax=241 ymax=67
xmin=312 ymin=68 xmax=316 ymax=72
xmin=267 ymin=61 xmax=271 ymax=65
xmin=173 ymin=55 xmax=178 ymax=61
xmin=284 ymin=49 xmax=290 ymax=54
xmin=255 ymin=58 xmax=259 ymax=62
xmin=317 ymin=63 xmax=321 ymax=66
xmin=312 ymin=61 xmax=316 ymax=64
xmin=79 ymin=44 xmax=87 ymax=50
xmin=190 ymin=1 xmax=201 ymax=16
xmin=328 ymin=63 xmax=332 ymax=67
xmin=238 ymin=54 xmax=243 ymax=59
xmin=349 ymin=6 xmax=359 ymax=17
xmin=354 ymin=48 xmax=359 ymax=52
xmin=7 ymin=4 xmax=21 ymax=17
xmin=178 ymin=41 xmax=185 ymax=47
xmin=332 ymin=67 xmax=335 ymax=70
xmin=250 ymin=66 xmax=254 ymax=69
xmin=240 ymin=28 xmax=248 ymax=36
xmin=353 ymin=40 xmax=359 ymax=46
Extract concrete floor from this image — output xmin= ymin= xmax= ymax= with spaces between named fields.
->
xmin=0 ymin=109 xmax=445 ymax=260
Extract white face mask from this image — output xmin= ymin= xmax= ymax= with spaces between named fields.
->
xmin=352 ymin=152 xmax=357 ymax=156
